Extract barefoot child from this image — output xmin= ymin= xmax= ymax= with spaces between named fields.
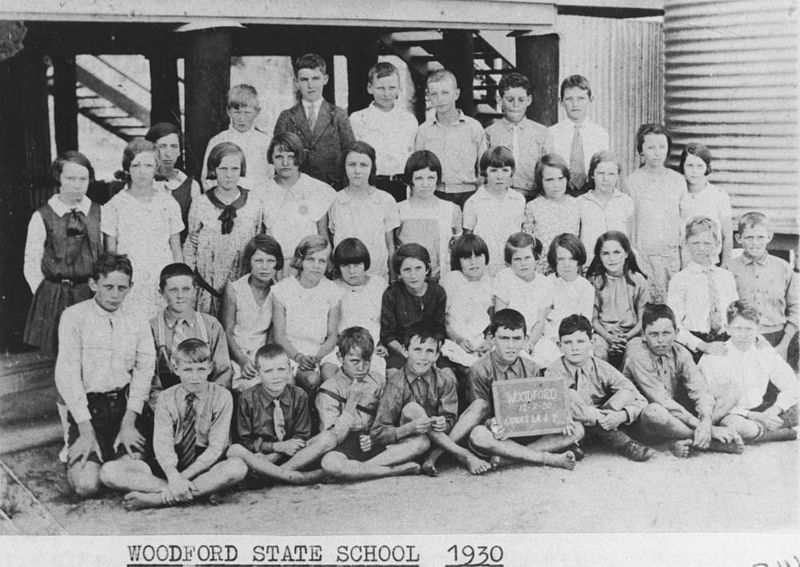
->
xmin=395 ymin=149 xmax=461 ymax=280
xmin=220 ymin=235 xmax=283 ymax=391
xmin=100 ymin=339 xmax=247 ymax=509
xmin=272 ymin=235 xmax=341 ymax=392
xmin=371 ymin=322 xmax=482 ymax=476
xmin=667 ymin=217 xmax=737 ymax=360
xmin=380 ymin=243 xmax=447 ymax=369
xmin=543 ymin=314 xmax=653 ymax=462
xmin=699 ymin=300 xmax=798 ymax=445
xmin=227 ymin=344 xmax=335 ymax=485
xmin=466 ymin=309 xmax=580 ymax=472
xmin=150 ymin=263 xmax=232 ymax=405
xmin=586 ymin=231 xmax=649 ymax=368
xmin=55 ymin=253 xmax=155 ymax=498
xmin=623 ymin=304 xmax=744 ymax=458
xmin=319 ymin=328 xmax=423 ymax=481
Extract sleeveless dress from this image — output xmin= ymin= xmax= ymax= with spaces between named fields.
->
xmin=230 ymin=274 xmax=273 ymax=387
xmin=24 ymin=201 xmax=102 ymax=353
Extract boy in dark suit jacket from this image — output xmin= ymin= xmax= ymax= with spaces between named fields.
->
xmin=273 ymin=53 xmax=355 ymax=189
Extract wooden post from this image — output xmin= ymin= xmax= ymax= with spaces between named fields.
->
xmin=344 ymin=29 xmax=378 ymax=114
xmin=148 ymin=45 xmax=181 ymax=127
xmin=0 ymin=48 xmax=52 ymax=352
xmin=52 ymin=54 xmax=78 ymax=153
xmin=440 ymin=30 xmax=475 ymax=117
xmin=183 ymin=28 xmax=232 ymax=180
xmin=322 ymin=52 xmax=336 ymax=106
xmin=516 ymin=34 xmax=559 ymax=126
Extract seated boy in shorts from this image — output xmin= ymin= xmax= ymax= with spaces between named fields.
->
xmin=318 ymin=327 xmax=423 ymax=480
xmin=371 ymin=322 xmax=486 ymax=476
xmin=55 ymin=252 xmax=155 ymax=498
xmin=227 ymin=344 xmax=345 ymax=485
xmin=100 ymin=339 xmax=247 ymax=509
xmin=699 ymin=300 xmax=798 ymax=444
xmin=623 ymin=303 xmax=743 ymax=457
xmin=467 ymin=309 xmax=580 ymax=471
xmin=543 ymin=314 xmax=653 ymax=462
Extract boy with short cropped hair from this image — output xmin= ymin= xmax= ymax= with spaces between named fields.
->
xmin=484 ymin=72 xmax=551 ymax=201
xmin=371 ymin=322 xmax=487 ymax=476
xmin=466 ymin=309 xmax=580 ymax=471
xmin=150 ymin=263 xmax=232 ymax=405
xmin=201 ymin=84 xmax=272 ymax=193
xmin=623 ymin=303 xmax=743 ymax=458
xmin=667 ymin=217 xmax=738 ymax=359
xmin=349 ymin=61 xmax=418 ymax=202
xmin=55 ymin=252 xmax=155 ymax=498
xmin=699 ymin=300 xmax=798 ymax=444
xmin=274 ymin=53 xmax=356 ymax=189
xmin=727 ymin=212 xmax=798 ymax=369
xmin=227 ymin=344 xmax=341 ymax=485
xmin=100 ymin=339 xmax=247 ymax=509
xmin=414 ymin=69 xmax=487 ymax=209
xmin=543 ymin=314 xmax=653 ymax=462
xmin=547 ymin=75 xmax=609 ymax=195
xmin=318 ymin=327 xmax=424 ymax=480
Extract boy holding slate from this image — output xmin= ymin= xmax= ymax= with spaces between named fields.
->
xmin=467 ymin=309 xmax=579 ymax=471
xmin=544 ymin=314 xmax=653 ymax=462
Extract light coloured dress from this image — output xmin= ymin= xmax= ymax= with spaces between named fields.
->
xmin=396 ymin=198 xmax=460 ymax=280
xmin=230 ymin=274 xmax=273 ymax=389
xmin=183 ymin=188 xmax=264 ymax=315
xmin=523 ymin=195 xmax=581 ymax=275
xmin=271 ymin=276 xmax=342 ymax=356
xmin=101 ymin=189 xmax=183 ymax=320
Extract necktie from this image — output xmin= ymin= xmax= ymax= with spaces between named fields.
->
xmin=569 ymin=124 xmax=587 ymax=191
xmin=704 ymin=267 xmax=723 ymax=333
xmin=307 ymin=103 xmax=316 ymax=132
xmin=66 ymin=209 xmax=86 ymax=237
xmin=273 ymin=398 xmax=286 ymax=441
xmin=411 ymin=375 xmax=426 ymax=407
xmin=172 ymin=319 xmax=189 ymax=353
xmin=176 ymin=392 xmax=197 ymax=471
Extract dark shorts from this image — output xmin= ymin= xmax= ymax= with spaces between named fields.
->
xmin=333 ymin=431 xmax=386 ymax=462
xmin=66 ymin=387 xmax=148 ymax=466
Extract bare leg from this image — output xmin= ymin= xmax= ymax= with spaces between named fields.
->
xmin=489 ymin=424 xmax=585 ymax=468
xmin=295 ymin=369 xmax=321 ymax=391
xmin=321 ymin=451 xmax=421 ymax=482
xmin=468 ymin=426 xmax=577 ymax=471
xmin=228 ymin=434 xmax=335 ymax=485
xmin=99 ymin=456 xmax=164 ymax=493
xmin=124 ymin=458 xmax=247 ymax=510
xmin=67 ymin=460 xmax=103 ymax=499
xmin=422 ymin=399 xmax=490 ymax=475
xmin=320 ymin=362 xmax=338 ymax=383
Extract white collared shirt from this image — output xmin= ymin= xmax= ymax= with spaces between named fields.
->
xmin=485 ymin=117 xmax=551 ymax=191
xmin=350 ymin=102 xmax=418 ymax=175
xmin=547 ymin=119 xmax=609 ymax=171
xmin=24 ymin=195 xmax=94 ymax=292
xmin=667 ymin=262 xmax=739 ymax=350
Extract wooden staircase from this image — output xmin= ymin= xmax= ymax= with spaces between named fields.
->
xmin=379 ymin=30 xmax=518 ymax=125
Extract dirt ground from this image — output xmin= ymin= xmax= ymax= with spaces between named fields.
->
xmin=0 ymin=437 xmax=797 ymax=536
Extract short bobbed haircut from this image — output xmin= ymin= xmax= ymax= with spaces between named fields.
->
xmin=392 ymin=243 xmax=431 ymax=276
xmin=206 ymin=142 xmax=246 ymax=180
xmin=450 ymin=233 xmax=490 ymax=271
xmin=679 ymin=141 xmax=713 ymax=175
xmin=635 ymin=123 xmax=673 ymax=156
xmin=243 ymin=234 xmax=284 ymax=273
xmin=267 ymin=131 xmax=305 ymax=169
xmin=504 ymin=232 xmax=542 ymax=265
xmin=547 ymin=233 xmax=587 ymax=272
xmin=479 ymin=146 xmax=515 ymax=175
xmin=51 ymin=151 xmax=95 ymax=186
xmin=342 ymin=141 xmax=378 ymax=187
xmin=333 ymin=237 xmax=371 ymax=272
xmin=534 ymin=154 xmax=570 ymax=197
xmin=403 ymin=150 xmax=443 ymax=187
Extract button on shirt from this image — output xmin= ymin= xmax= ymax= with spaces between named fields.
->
xmin=485 ymin=117 xmax=551 ymax=193
xmin=153 ymin=383 xmax=232 ymax=473
xmin=468 ymin=351 xmax=540 ymax=407
xmin=699 ymin=341 xmax=798 ymax=415
xmin=371 ymin=366 xmax=459 ymax=444
xmin=350 ymin=102 xmax=419 ymax=175
xmin=728 ymin=253 xmax=798 ymax=333
xmin=236 ymin=383 xmax=311 ymax=453
xmin=317 ymin=369 xmax=386 ymax=433
xmin=667 ymin=262 xmax=738 ymax=350
xmin=623 ymin=337 xmax=714 ymax=419
xmin=55 ymin=299 xmax=155 ymax=423
xmin=414 ymin=111 xmax=487 ymax=191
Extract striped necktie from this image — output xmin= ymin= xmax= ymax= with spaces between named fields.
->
xmin=569 ymin=124 xmax=587 ymax=191
xmin=704 ymin=266 xmax=723 ymax=333
xmin=176 ymin=392 xmax=197 ymax=471
xmin=273 ymin=398 xmax=286 ymax=441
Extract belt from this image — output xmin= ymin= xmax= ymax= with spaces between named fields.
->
xmin=45 ymin=275 xmax=90 ymax=286
xmin=87 ymin=386 xmax=128 ymax=402
xmin=375 ymin=174 xmax=405 ymax=182
xmin=438 ymin=182 xmax=477 ymax=194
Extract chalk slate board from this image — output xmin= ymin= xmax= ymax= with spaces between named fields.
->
xmin=491 ymin=375 xmax=569 ymax=437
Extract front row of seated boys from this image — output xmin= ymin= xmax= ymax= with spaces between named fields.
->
xmin=58 ymin=253 xmax=797 ymax=510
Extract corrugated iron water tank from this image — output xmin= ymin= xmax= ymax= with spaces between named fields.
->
xmin=664 ymin=0 xmax=799 ymax=234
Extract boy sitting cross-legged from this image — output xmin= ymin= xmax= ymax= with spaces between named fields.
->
xmin=543 ymin=314 xmax=654 ymax=462
xmin=466 ymin=309 xmax=580 ymax=471
xmin=226 ymin=344 xmax=346 ymax=485
xmin=371 ymin=322 xmax=487 ymax=477
xmin=100 ymin=339 xmax=247 ymax=510
xmin=318 ymin=327 xmax=424 ymax=481
xmin=623 ymin=303 xmax=744 ymax=458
